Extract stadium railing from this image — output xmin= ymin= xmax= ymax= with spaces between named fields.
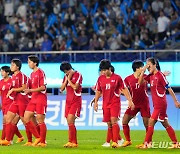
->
xmin=0 ymin=49 xmax=180 ymax=63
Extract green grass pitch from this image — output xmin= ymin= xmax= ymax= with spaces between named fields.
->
xmin=0 ymin=130 xmax=180 ymax=154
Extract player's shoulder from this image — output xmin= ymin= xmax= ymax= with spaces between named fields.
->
xmin=125 ymin=74 xmax=133 ymax=80
xmin=113 ymin=73 xmax=122 ymax=79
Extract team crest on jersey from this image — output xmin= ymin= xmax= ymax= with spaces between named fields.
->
xmin=111 ymin=80 xmax=115 ymax=82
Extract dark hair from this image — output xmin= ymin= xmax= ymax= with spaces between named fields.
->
xmin=1 ymin=66 xmax=12 ymax=75
xmin=146 ymin=57 xmax=161 ymax=71
xmin=132 ymin=60 xmax=144 ymax=72
xmin=11 ymin=59 xmax=22 ymax=70
xmin=99 ymin=59 xmax=111 ymax=71
xmin=110 ymin=65 xmax=115 ymax=73
xmin=60 ymin=61 xmax=72 ymax=72
xmin=28 ymin=55 xmax=39 ymax=66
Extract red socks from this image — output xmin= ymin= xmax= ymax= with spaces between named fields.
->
xmin=14 ymin=125 xmax=22 ymax=138
xmin=166 ymin=125 xmax=177 ymax=144
xmin=5 ymin=123 xmax=12 ymax=141
xmin=1 ymin=123 xmax=6 ymax=140
xmin=25 ymin=125 xmax=32 ymax=142
xmin=123 ymin=124 xmax=130 ymax=141
xmin=106 ymin=127 xmax=112 ymax=143
xmin=39 ymin=123 xmax=47 ymax=144
xmin=112 ymin=123 xmax=119 ymax=143
xmin=144 ymin=126 xmax=154 ymax=143
xmin=36 ymin=124 xmax=40 ymax=135
xmin=68 ymin=124 xmax=77 ymax=144
xmin=26 ymin=121 xmax=40 ymax=138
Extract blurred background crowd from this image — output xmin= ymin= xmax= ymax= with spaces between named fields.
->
xmin=0 ymin=0 xmax=180 ymax=62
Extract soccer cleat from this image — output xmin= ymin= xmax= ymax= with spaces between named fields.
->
xmin=32 ymin=138 xmax=41 ymax=146
xmin=64 ymin=142 xmax=72 ymax=148
xmin=118 ymin=138 xmax=124 ymax=146
xmin=71 ymin=143 xmax=78 ymax=148
xmin=1 ymin=140 xmax=11 ymax=146
xmin=37 ymin=142 xmax=47 ymax=147
xmin=111 ymin=142 xmax=119 ymax=148
xmin=16 ymin=137 xmax=24 ymax=143
xmin=121 ymin=140 xmax=132 ymax=147
xmin=102 ymin=142 xmax=110 ymax=147
xmin=23 ymin=142 xmax=32 ymax=146
xmin=136 ymin=143 xmax=152 ymax=149
xmin=168 ymin=143 xmax=180 ymax=149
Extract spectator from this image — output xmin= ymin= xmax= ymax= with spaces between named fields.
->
xmin=4 ymin=29 xmax=14 ymax=42
xmin=18 ymin=32 xmax=28 ymax=50
xmin=89 ymin=33 xmax=100 ymax=50
xmin=16 ymin=1 xmax=27 ymax=19
xmin=78 ymin=30 xmax=88 ymax=50
xmin=120 ymin=34 xmax=132 ymax=50
xmin=41 ymin=34 xmax=52 ymax=60
xmin=157 ymin=10 xmax=170 ymax=41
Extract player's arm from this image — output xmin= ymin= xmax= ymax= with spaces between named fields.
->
xmin=94 ymin=90 xmax=101 ymax=112
xmin=167 ymin=87 xmax=180 ymax=108
xmin=138 ymin=64 xmax=149 ymax=85
xmin=7 ymin=84 xmax=27 ymax=97
xmin=121 ymin=87 xmax=135 ymax=110
xmin=60 ymin=76 xmax=68 ymax=92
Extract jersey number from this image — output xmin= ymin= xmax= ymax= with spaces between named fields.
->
xmin=135 ymin=83 xmax=140 ymax=89
xmin=106 ymin=83 xmax=111 ymax=90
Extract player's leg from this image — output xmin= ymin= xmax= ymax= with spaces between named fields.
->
xmin=111 ymin=117 xmax=120 ymax=148
xmin=11 ymin=115 xmax=24 ymax=143
xmin=36 ymin=113 xmax=46 ymax=147
xmin=102 ymin=122 xmax=112 ymax=147
xmin=1 ymin=111 xmax=16 ymax=145
xmin=1 ymin=115 xmax=6 ymax=141
xmin=161 ymin=119 xmax=179 ymax=148
xmin=24 ymin=110 xmax=40 ymax=146
xmin=122 ymin=113 xmax=134 ymax=147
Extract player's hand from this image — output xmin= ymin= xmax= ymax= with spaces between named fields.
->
xmin=94 ymin=102 xmax=98 ymax=112
xmin=90 ymin=97 xmax=95 ymax=107
xmin=24 ymin=89 xmax=31 ymax=94
xmin=174 ymin=100 xmax=180 ymax=108
xmin=0 ymin=103 xmax=2 ymax=111
xmin=128 ymin=101 xmax=135 ymax=110
xmin=68 ymin=70 xmax=74 ymax=80
xmin=163 ymin=71 xmax=171 ymax=76
xmin=6 ymin=89 xmax=13 ymax=98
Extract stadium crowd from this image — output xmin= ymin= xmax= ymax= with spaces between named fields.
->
xmin=0 ymin=0 xmax=180 ymax=62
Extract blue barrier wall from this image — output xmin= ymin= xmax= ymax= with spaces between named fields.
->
xmin=1 ymin=94 xmax=179 ymax=130
xmin=0 ymin=62 xmax=180 ymax=87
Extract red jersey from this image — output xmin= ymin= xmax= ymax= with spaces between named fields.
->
xmin=124 ymin=74 xmax=149 ymax=107
xmin=145 ymin=71 xmax=168 ymax=108
xmin=0 ymin=78 xmax=14 ymax=106
xmin=30 ymin=68 xmax=47 ymax=96
xmin=63 ymin=71 xmax=82 ymax=102
xmin=96 ymin=73 xmax=125 ymax=108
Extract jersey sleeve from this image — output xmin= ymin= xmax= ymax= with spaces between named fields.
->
xmin=75 ymin=72 xmax=82 ymax=85
xmin=118 ymin=76 xmax=126 ymax=90
xmin=124 ymin=77 xmax=129 ymax=88
xmin=39 ymin=70 xmax=47 ymax=86
xmin=95 ymin=77 xmax=102 ymax=92
xmin=159 ymin=72 xmax=169 ymax=88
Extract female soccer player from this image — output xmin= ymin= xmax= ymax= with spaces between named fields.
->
xmin=0 ymin=66 xmax=23 ymax=144
xmin=60 ymin=62 xmax=83 ymax=148
xmin=91 ymin=66 xmax=124 ymax=147
xmin=122 ymin=60 xmax=151 ymax=147
xmin=137 ymin=57 xmax=180 ymax=149
xmin=1 ymin=59 xmax=29 ymax=146
xmin=94 ymin=59 xmax=134 ymax=148
xmin=24 ymin=55 xmax=47 ymax=147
